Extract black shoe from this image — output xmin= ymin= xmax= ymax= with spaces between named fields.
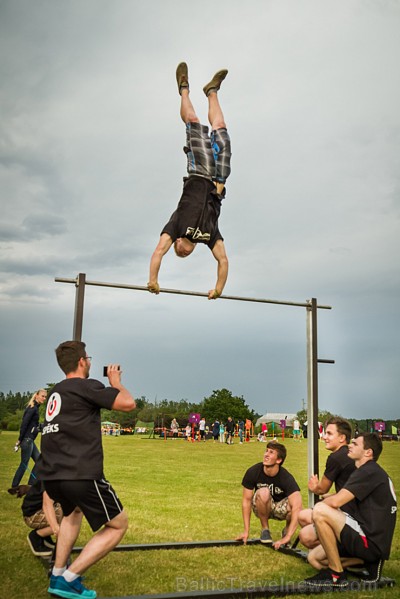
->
xmin=363 ymin=559 xmax=384 ymax=582
xmin=27 ymin=530 xmax=53 ymax=557
xmin=303 ymin=569 xmax=349 ymax=590
xmin=43 ymin=535 xmax=56 ymax=549
xmin=260 ymin=529 xmax=273 ymax=544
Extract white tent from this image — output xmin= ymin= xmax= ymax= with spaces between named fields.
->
xmin=255 ymin=413 xmax=298 ymax=427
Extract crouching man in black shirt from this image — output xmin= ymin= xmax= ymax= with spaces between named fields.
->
xmin=303 ymin=432 xmax=397 ymax=591
xmin=38 ymin=340 xmax=136 ymax=599
xmin=236 ymin=441 xmax=303 ymax=549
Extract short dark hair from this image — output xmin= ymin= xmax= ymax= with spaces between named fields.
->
xmin=325 ymin=416 xmax=352 ymax=443
xmin=266 ymin=441 xmax=287 ymax=464
xmin=55 ymin=340 xmax=86 ymax=375
xmin=358 ymin=432 xmax=383 ymax=461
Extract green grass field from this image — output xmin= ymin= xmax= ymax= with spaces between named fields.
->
xmin=0 ymin=431 xmax=399 ymax=599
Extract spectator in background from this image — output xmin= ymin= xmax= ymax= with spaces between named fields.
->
xmin=212 ymin=419 xmax=220 ymax=442
xmin=199 ymin=417 xmax=206 ymax=441
xmin=171 ymin=418 xmax=179 ymax=439
xmin=219 ymin=421 xmax=225 ymax=443
xmin=238 ymin=420 xmax=245 ymax=444
xmin=9 ymin=389 xmax=47 ymax=493
xmin=225 ymin=417 xmax=235 ymax=445
xmin=293 ymin=418 xmax=301 ymax=441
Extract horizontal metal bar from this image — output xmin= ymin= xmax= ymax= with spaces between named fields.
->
xmin=317 ymin=359 xmax=335 ymax=364
xmin=72 ymin=539 xmax=261 ymax=553
xmin=55 ymin=277 xmax=332 ymax=310
xmin=98 ymin=578 xmax=394 ymax=599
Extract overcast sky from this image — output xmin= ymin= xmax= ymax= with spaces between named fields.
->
xmin=0 ymin=0 xmax=399 ymax=420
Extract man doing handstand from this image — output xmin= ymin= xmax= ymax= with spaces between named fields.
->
xmin=148 ymin=62 xmax=231 ymax=300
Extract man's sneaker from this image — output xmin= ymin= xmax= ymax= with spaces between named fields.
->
xmin=203 ymin=69 xmax=228 ymax=96
xmin=363 ymin=559 xmax=384 ymax=582
xmin=176 ymin=62 xmax=189 ymax=95
xmin=43 ymin=535 xmax=56 ymax=549
xmin=303 ymin=569 xmax=349 ymax=590
xmin=27 ymin=530 xmax=53 ymax=557
xmin=48 ymin=574 xmax=97 ymax=599
xmin=260 ymin=528 xmax=273 ymax=544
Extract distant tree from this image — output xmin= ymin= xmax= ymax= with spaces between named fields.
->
xmin=200 ymin=389 xmax=256 ymax=422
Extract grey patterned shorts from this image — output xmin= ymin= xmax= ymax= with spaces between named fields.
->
xmin=252 ymin=490 xmax=289 ymax=521
xmin=24 ymin=504 xmax=63 ymax=530
xmin=184 ymin=122 xmax=231 ymax=183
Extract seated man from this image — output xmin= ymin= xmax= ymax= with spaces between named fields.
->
xmin=148 ymin=62 xmax=231 ymax=300
xmin=236 ymin=441 xmax=302 ymax=549
xmin=303 ymin=432 xmax=397 ymax=590
xmin=298 ymin=416 xmax=355 ymax=548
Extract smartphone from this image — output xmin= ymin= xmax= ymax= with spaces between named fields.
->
xmin=103 ymin=365 xmax=121 ymax=377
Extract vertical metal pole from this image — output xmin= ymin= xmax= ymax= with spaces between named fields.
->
xmin=73 ymin=273 xmax=86 ymax=341
xmin=306 ymin=298 xmax=319 ymax=507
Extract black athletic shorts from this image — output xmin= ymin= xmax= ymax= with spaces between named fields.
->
xmin=338 ymin=514 xmax=381 ymax=562
xmin=44 ymin=478 xmax=124 ymax=532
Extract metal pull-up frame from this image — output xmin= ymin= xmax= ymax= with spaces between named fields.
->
xmin=55 ymin=273 xmax=333 ymax=507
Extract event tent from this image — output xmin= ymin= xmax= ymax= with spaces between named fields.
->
xmin=255 ymin=413 xmax=298 ymax=427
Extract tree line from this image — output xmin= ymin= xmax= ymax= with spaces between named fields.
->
xmin=0 ymin=388 xmax=259 ymax=431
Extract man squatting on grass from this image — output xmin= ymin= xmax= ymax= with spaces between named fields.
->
xmin=302 ymin=432 xmax=397 ymax=590
xmin=298 ymin=416 xmax=356 ymax=549
xmin=147 ymin=62 xmax=231 ymax=300
xmin=236 ymin=441 xmax=303 ymax=549
xmin=37 ymin=341 xmax=136 ymax=599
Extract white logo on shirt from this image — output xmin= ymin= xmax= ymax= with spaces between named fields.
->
xmin=46 ymin=392 xmax=61 ymax=422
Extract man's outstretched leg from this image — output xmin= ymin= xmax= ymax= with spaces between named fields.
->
xmin=176 ymin=62 xmax=199 ymax=124
xmin=204 ymin=69 xmax=231 ymax=188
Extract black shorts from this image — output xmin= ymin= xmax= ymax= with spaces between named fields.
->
xmin=338 ymin=514 xmax=381 ymax=563
xmin=44 ymin=479 xmax=124 ymax=532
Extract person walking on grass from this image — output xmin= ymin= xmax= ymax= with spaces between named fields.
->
xmin=9 ymin=389 xmax=47 ymax=493
xmin=148 ymin=62 xmax=231 ymax=300
xmin=236 ymin=441 xmax=302 ymax=550
xmin=38 ymin=340 xmax=136 ymax=599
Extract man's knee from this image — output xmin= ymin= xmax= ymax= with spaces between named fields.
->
xmin=298 ymin=507 xmax=312 ymax=527
xmin=106 ymin=510 xmax=129 ymax=534
xmin=299 ymin=524 xmax=318 ymax=548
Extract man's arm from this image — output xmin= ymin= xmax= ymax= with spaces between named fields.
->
xmin=43 ymin=491 xmax=61 ymax=537
xmin=106 ymin=365 xmax=136 ymax=412
xmin=148 ymin=233 xmax=173 ymax=294
xmin=235 ymin=487 xmax=253 ymax=545
xmin=322 ymin=488 xmax=355 ymax=509
xmin=308 ymin=474 xmax=333 ymax=496
xmin=209 ymin=239 xmax=229 ymax=300
xmin=273 ymin=490 xmax=303 ymax=550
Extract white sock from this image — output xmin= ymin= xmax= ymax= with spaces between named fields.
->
xmin=52 ymin=566 xmax=66 ymax=576
xmin=63 ymin=569 xmax=79 ymax=582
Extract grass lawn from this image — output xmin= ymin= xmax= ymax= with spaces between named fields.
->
xmin=0 ymin=431 xmax=399 ymax=599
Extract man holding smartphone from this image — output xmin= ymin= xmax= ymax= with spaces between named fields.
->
xmin=38 ymin=340 xmax=136 ymax=599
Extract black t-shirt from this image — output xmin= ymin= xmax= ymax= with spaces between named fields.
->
xmin=343 ymin=460 xmax=397 ymax=559
xmin=324 ymin=445 xmax=356 ymax=492
xmin=242 ymin=463 xmax=300 ymax=501
xmin=161 ymin=176 xmax=224 ymax=249
xmin=21 ymin=479 xmax=44 ymax=518
xmin=38 ymin=378 xmax=118 ymax=481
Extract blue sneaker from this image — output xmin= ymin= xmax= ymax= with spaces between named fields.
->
xmin=48 ymin=574 xmax=97 ymax=598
